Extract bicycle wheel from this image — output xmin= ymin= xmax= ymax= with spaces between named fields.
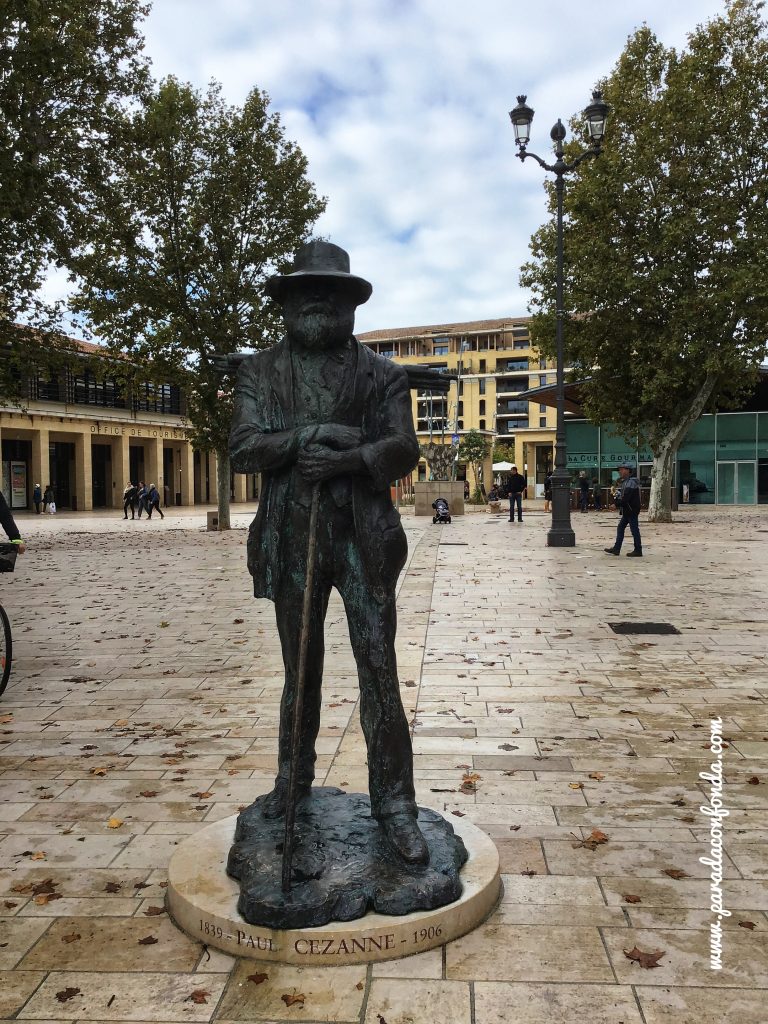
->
xmin=0 ymin=604 xmax=11 ymax=696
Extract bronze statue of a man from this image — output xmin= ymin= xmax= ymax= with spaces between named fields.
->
xmin=230 ymin=240 xmax=427 ymax=864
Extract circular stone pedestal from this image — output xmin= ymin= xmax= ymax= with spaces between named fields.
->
xmin=167 ymin=812 xmax=500 ymax=966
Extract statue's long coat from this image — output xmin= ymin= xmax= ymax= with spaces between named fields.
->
xmin=229 ymin=338 xmax=419 ymax=603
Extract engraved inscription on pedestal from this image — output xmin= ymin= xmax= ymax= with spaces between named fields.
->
xmin=168 ymin=812 xmax=501 ymax=966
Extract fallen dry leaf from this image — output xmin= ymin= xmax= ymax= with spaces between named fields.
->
xmin=588 ymin=772 xmax=605 ymax=781
xmin=104 ymin=881 xmax=121 ymax=893
xmin=0 ymin=713 xmax=13 ymax=724
xmin=187 ymin=989 xmax=210 ymax=1005
xmin=29 ymin=851 xmax=46 ymax=861
xmin=623 ymin=894 xmax=642 ymax=904
xmin=138 ymin=935 xmax=158 ymax=945
xmin=568 ymin=782 xmax=584 ymax=791
xmin=281 ymin=992 xmax=306 ymax=1007
xmin=247 ymin=972 xmax=268 ymax=985
xmin=663 ymin=868 xmax=689 ymax=879
xmin=191 ymin=791 xmax=214 ymax=800
xmin=143 ymin=905 xmax=165 ymax=917
xmin=33 ymin=892 xmax=62 ymax=905
xmin=738 ymin=920 xmax=757 ymax=930
xmin=62 ymin=932 xmax=81 ymax=944
xmin=624 ymin=945 xmax=665 ymax=969
xmin=139 ymin=791 xmax=158 ymax=798
xmin=55 ymin=987 xmax=81 ymax=1003
xmin=572 ymin=829 xmax=609 ymax=851
xmin=106 ymin=818 xmax=124 ymax=829
xmin=747 ymin=776 xmax=760 ymax=785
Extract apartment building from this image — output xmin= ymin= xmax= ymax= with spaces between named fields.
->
xmin=357 ymin=317 xmax=557 ymax=492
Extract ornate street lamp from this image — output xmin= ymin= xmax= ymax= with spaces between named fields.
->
xmin=509 ymin=90 xmax=608 ymax=546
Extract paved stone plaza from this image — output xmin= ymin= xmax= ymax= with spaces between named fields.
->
xmin=1 ymin=504 xmax=767 ymax=1023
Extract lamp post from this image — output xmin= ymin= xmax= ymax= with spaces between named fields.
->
xmin=509 ymin=90 xmax=609 ymax=546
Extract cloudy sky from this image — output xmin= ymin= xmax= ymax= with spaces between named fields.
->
xmin=64 ymin=0 xmax=730 ymax=335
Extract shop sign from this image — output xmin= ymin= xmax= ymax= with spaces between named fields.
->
xmin=10 ymin=460 xmax=27 ymax=508
xmin=567 ymin=452 xmax=598 ymax=467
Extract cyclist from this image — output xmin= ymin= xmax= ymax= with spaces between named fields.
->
xmin=0 ymin=491 xmax=26 ymax=554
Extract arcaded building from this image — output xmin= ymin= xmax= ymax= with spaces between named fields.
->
xmin=0 ymin=338 xmax=255 ymax=512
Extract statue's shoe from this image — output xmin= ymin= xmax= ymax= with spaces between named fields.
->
xmin=381 ymin=813 xmax=430 ymax=865
xmin=258 ymin=782 xmax=311 ymax=820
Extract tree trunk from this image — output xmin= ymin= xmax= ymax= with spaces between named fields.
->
xmin=216 ymin=445 xmax=231 ymax=531
xmin=647 ymin=373 xmax=718 ymax=523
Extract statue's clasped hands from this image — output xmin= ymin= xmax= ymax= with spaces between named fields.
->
xmin=298 ymin=423 xmax=363 ymax=481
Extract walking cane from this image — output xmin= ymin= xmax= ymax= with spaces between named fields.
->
xmin=281 ymin=481 xmax=321 ymax=893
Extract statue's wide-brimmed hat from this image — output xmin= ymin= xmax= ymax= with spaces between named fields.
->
xmin=265 ymin=240 xmax=372 ymax=305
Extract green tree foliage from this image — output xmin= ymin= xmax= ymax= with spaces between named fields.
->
xmin=0 ymin=0 xmax=149 ymax=398
xmin=520 ymin=0 xmax=768 ymax=520
xmin=70 ymin=77 xmax=326 ymax=528
xmin=492 ymin=440 xmax=515 ymax=465
xmin=458 ymin=429 xmax=491 ymax=499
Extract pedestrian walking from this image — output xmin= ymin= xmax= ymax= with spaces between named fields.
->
xmin=592 ymin=477 xmax=603 ymax=512
xmin=146 ymin=483 xmax=164 ymax=519
xmin=136 ymin=482 xmax=148 ymax=518
xmin=578 ymin=471 xmax=590 ymax=512
xmin=122 ymin=482 xmax=137 ymax=519
xmin=43 ymin=484 xmax=54 ymax=513
xmin=507 ymin=465 xmax=527 ymax=523
xmin=33 ymin=483 xmax=42 ymax=514
xmin=605 ymin=462 xmax=643 ymax=557
xmin=543 ymin=472 xmax=553 ymax=513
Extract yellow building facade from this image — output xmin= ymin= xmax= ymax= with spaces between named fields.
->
xmin=0 ymin=340 xmax=254 ymax=512
xmin=357 ymin=317 xmax=557 ymax=494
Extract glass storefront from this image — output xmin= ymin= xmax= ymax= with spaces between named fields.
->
xmin=565 ymin=411 xmax=768 ymax=505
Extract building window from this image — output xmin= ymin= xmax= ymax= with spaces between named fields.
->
xmin=539 ymin=374 xmax=547 ymax=386
xmin=479 ymin=400 xmax=485 ymax=415
xmin=70 ymin=370 xmax=126 ymax=408
xmin=539 ymin=357 xmax=546 ymax=369
xmin=478 ymin=378 xmax=486 ymax=394
xmin=540 ymin=403 xmax=547 ymax=412
xmin=540 ymin=416 xmax=547 ymax=427
xmin=457 ymin=419 xmax=463 ymax=429
xmin=479 ymin=359 xmax=486 ymax=372
xmin=433 ymin=344 xmax=449 ymax=355
xmin=513 ymin=339 xmax=528 ymax=349
xmin=479 ymin=418 xmax=486 ymax=430
xmin=458 ymin=401 xmax=463 ymax=415
xmin=134 ymin=381 xmax=182 ymax=415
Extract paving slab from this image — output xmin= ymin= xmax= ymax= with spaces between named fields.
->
xmin=1 ymin=505 xmax=767 ymax=1020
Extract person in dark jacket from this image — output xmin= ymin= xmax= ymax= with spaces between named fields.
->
xmin=123 ymin=482 xmax=137 ymax=520
xmin=0 ymin=491 xmax=25 ymax=552
xmin=136 ymin=482 xmax=148 ymax=518
xmin=543 ymin=473 xmax=553 ymax=513
xmin=578 ymin=471 xmax=590 ymax=512
xmin=605 ymin=462 xmax=642 ymax=557
xmin=43 ymin=484 xmax=54 ymax=512
xmin=33 ymin=483 xmax=42 ymax=514
xmin=146 ymin=483 xmax=164 ymax=519
xmin=507 ymin=466 xmax=527 ymax=522
xmin=592 ymin=477 xmax=603 ymax=512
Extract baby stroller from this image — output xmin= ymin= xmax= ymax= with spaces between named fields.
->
xmin=431 ymin=497 xmax=451 ymax=524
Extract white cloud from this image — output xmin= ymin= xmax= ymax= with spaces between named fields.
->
xmin=57 ymin=0 xmax=731 ymax=334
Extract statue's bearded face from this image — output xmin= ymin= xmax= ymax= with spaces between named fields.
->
xmin=281 ymin=280 xmax=358 ymax=350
